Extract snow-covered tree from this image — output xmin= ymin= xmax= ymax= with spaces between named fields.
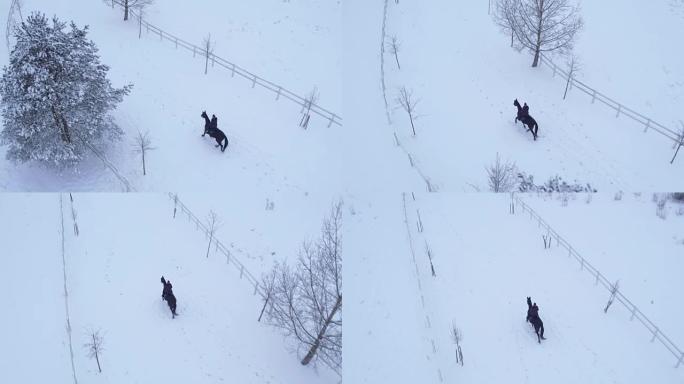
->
xmin=264 ymin=201 xmax=343 ymax=374
xmin=0 ymin=13 xmax=131 ymax=168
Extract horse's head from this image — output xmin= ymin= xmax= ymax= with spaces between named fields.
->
xmin=201 ymin=111 xmax=208 ymax=119
xmin=513 ymin=99 xmax=520 ymax=107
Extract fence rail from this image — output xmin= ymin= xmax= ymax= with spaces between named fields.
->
xmin=167 ymin=193 xmax=264 ymax=297
xmin=107 ymin=0 xmax=342 ymax=128
xmin=514 ymin=195 xmax=684 ymax=367
xmin=538 ymin=53 xmax=681 ymax=145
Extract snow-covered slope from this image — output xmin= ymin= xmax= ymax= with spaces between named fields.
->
xmin=0 ymin=193 xmax=339 ymax=383
xmin=0 ymin=0 xmax=343 ymax=194
xmin=346 ymin=192 xmax=684 ymax=383
xmin=350 ymin=0 xmax=684 ymax=192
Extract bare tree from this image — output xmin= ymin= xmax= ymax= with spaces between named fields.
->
xmin=132 ymin=130 xmax=154 ymax=176
xmin=510 ymin=0 xmax=584 ymax=67
xmin=603 ymin=280 xmax=619 ymax=313
xmin=205 ymin=210 xmax=220 ymax=258
xmin=5 ymin=0 xmax=23 ymax=51
xmin=300 ymin=87 xmax=319 ymax=129
xmin=84 ymin=329 xmax=104 ymax=373
xmin=386 ymin=35 xmax=401 ymax=70
xmin=671 ymin=122 xmax=684 ymax=164
xmin=492 ymin=0 xmax=518 ymax=47
xmin=563 ymin=55 xmax=581 ymax=99
xmin=121 ymin=0 xmax=153 ymax=21
xmin=396 ymin=86 xmax=419 ymax=136
xmin=264 ymin=201 xmax=343 ymax=373
xmin=202 ymin=33 xmax=215 ymax=75
xmin=451 ymin=323 xmax=464 ymax=366
xmin=486 ymin=153 xmax=517 ymax=192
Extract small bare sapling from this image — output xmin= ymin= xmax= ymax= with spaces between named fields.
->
xmin=205 ymin=210 xmax=221 ymax=258
xmin=386 ymin=35 xmax=401 ymax=70
xmin=202 ymin=33 xmax=215 ymax=75
xmin=563 ymin=55 xmax=581 ymax=100
xmin=84 ymin=329 xmax=104 ymax=373
xmin=300 ymin=87 xmax=319 ymax=129
xmin=132 ymin=130 xmax=154 ymax=176
xmin=425 ymin=242 xmax=436 ymax=277
xmin=451 ymin=323 xmax=464 ymax=366
xmin=396 ymin=86 xmax=419 ymax=136
xmin=604 ymin=280 xmax=620 ymax=313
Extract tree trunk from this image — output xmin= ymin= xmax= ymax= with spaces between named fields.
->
xmin=532 ymin=3 xmax=543 ymax=67
xmin=124 ymin=0 xmax=129 ymax=21
xmin=51 ymin=105 xmax=71 ymax=144
xmin=671 ymin=144 xmax=682 ymax=164
xmin=205 ymin=51 xmax=210 ymax=75
xmin=258 ymin=293 xmax=270 ymax=322
xmin=394 ymin=53 xmax=401 ymax=70
xmin=532 ymin=47 xmax=540 ymax=67
xmin=301 ymin=295 xmax=342 ymax=365
xmin=142 ymin=150 xmax=146 ymax=175
xmin=409 ymin=111 xmax=416 ymax=136
xmin=206 ymin=234 xmax=212 ymax=258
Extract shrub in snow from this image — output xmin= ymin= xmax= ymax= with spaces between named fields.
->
xmin=517 ymin=172 xmax=595 ymax=193
xmin=0 ymin=13 xmax=131 ymax=168
xmin=486 ymin=153 xmax=517 ymax=192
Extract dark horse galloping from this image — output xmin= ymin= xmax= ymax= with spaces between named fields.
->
xmin=513 ymin=99 xmax=539 ymax=141
xmin=161 ymin=276 xmax=178 ymax=319
xmin=200 ymin=111 xmax=228 ymax=152
xmin=526 ymin=296 xmax=546 ymax=343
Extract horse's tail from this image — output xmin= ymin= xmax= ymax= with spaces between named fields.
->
xmin=222 ymin=135 xmax=228 ymax=151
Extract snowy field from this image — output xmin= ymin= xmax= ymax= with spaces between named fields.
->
xmin=0 ymin=193 xmax=339 ymax=383
xmin=0 ymin=0 xmax=343 ymax=194
xmin=346 ymin=192 xmax=684 ymax=383
xmin=364 ymin=0 xmax=684 ymax=192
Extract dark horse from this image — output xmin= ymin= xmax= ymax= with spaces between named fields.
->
xmin=161 ymin=276 xmax=178 ymax=319
xmin=513 ymin=99 xmax=539 ymax=141
xmin=200 ymin=111 xmax=228 ymax=152
xmin=526 ymin=296 xmax=545 ymax=343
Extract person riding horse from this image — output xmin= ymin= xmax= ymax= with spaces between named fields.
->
xmin=200 ymin=111 xmax=229 ymax=152
xmin=513 ymin=99 xmax=539 ymax=141
xmin=526 ymin=296 xmax=546 ymax=343
xmin=161 ymin=276 xmax=178 ymax=318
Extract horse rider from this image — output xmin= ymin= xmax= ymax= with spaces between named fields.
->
xmin=521 ymin=102 xmax=530 ymax=119
xmin=210 ymin=114 xmax=218 ymax=130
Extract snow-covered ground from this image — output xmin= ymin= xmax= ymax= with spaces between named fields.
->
xmin=365 ymin=0 xmax=684 ymax=192
xmin=346 ymin=192 xmax=684 ymax=383
xmin=0 ymin=193 xmax=339 ymax=383
xmin=0 ymin=0 xmax=343 ymax=194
